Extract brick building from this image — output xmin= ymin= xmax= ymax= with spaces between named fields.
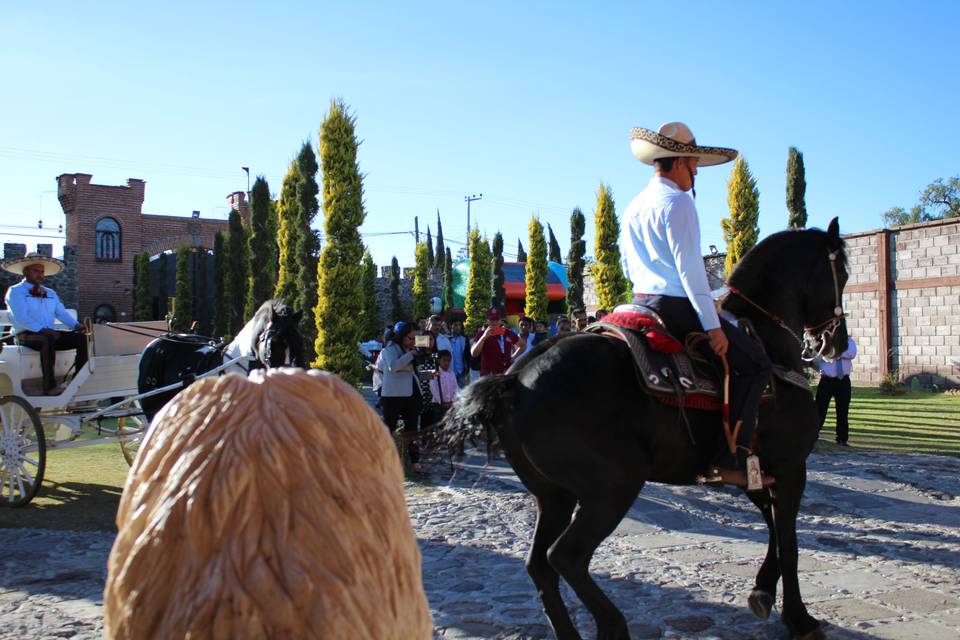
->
xmin=57 ymin=173 xmax=247 ymax=323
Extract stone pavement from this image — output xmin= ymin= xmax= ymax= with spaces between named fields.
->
xmin=1 ymin=433 xmax=958 ymax=638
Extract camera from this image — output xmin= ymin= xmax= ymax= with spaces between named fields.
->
xmin=414 ymin=334 xmax=431 ymax=348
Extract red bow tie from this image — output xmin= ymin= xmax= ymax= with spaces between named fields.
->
xmin=29 ymin=285 xmax=46 ymax=298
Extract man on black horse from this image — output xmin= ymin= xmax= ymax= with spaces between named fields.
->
xmin=620 ymin=122 xmax=772 ymax=489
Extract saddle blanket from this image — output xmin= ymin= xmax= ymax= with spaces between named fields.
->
xmin=585 ymin=305 xmax=810 ymax=411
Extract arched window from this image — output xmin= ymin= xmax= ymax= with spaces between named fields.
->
xmin=96 ymin=217 xmax=121 ymax=261
xmin=94 ymin=304 xmax=116 ymax=324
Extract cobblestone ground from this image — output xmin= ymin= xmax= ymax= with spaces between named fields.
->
xmin=2 ymin=437 xmax=959 ymax=639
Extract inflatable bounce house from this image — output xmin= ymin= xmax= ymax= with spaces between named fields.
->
xmin=450 ymin=260 xmax=568 ymax=326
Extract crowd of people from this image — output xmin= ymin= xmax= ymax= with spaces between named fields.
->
xmin=367 ymin=306 xmax=609 ymax=472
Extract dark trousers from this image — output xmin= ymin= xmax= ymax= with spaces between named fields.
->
xmin=637 ymin=295 xmax=772 ymax=466
xmin=18 ymin=330 xmax=88 ymax=391
xmin=816 ymin=375 xmax=851 ymax=443
xmin=381 ymin=393 xmax=421 ymax=464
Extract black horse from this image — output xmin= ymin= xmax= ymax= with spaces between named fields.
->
xmin=445 ymin=220 xmax=848 ymax=640
xmin=138 ymin=299 xmax=306 ymax=421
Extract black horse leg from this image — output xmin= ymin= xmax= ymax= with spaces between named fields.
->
xmin=771 ymin=469 xmax=823 ymax=639
xmin=527 ymin=490 xmax=580 ymax=640
xmin=747 ymin=489 xmax=780 ymax=620
xmin=547 ymin=490 xmax=637 ymax=640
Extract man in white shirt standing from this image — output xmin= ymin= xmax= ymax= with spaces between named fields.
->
xmin=3 ymin=254 xmax=87 ymax=395
xmin=816 ymin=335 xmax=857 ymax=446
xmin=620 ymin=122 xmax=772 ymax=489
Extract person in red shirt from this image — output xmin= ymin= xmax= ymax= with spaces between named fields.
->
xmin=470 ymin=308 xmax=525 ymax=376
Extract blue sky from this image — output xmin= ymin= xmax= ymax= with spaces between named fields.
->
xmin=2 ymin=2 xmax=958 ymax=269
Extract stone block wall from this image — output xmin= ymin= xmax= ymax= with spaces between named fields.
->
xmin=373 ymin=271 xmax=444 ymax=330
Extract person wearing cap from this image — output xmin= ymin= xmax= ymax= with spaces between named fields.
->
xmin=379 ymin=321 xmax=424 ymax=473
xmin=621 ymin=122 xmax=771 ymax=488
xmin=3 ymin=254 xmax=87 ymax=395
xmin=470 ymin=307 xmax=524 ymax=376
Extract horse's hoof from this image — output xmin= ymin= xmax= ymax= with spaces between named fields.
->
xmin=748 ymin=589 xmax=774 ymax=620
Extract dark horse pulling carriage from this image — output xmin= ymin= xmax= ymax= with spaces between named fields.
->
xmin=445 ymin=220 xmax=848 ymax=640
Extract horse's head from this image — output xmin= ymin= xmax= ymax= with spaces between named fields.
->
xmin=798 ymin=217 xmax=849 ymax=362
xmin=259 ymin=305 xmax=306 ymax=368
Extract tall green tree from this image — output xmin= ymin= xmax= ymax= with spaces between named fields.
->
xmin=360 ymin=250 xmax=379 ymax=341
xmin=412 ymin=242 xmax=431 ymax=321
xmin=594 ymin=183 xmax=629 ymax=309
xmin=566 ymin=207 xmax=586 ymax=311
xmin=425 ymin=227 xmax=435 ymax=269
xmin=213 ymin=231 xmax=228 ymax=337
xmin=722 ymin=157 xmax=761 ymax=276
xmin=547 ymin=223 xmax=562 ymax=264
xmin=274 ymin=157 xmax=301 ymax=302
xmin=491 ymin=232 xmax=506 ymax=312
xmin=786 ymin=147 xmax=807 ymax=228
xmin=464 ymin=228 xmax=492 ymax=335
xmin=313 ymin=99 xmax=366 ymax=382
xmin=246 ymin=176 xmax=275 ymax=317
xmin=517 ymin=239 xmax=527 ymax=262
xmin=158 ymin=251 xmax=169 ymax=321
xmin=883 ymin=175 xmax=960 ymax=226
xmin=195 ymin=247 xmax=209 ymax=335
xmin=390 ymin=256 xmax=404 ymax=322
xmin=294 ymin=142 xmax=321 ymax=361
xmin=434 ymin=211 xmax=445 ymax=267
xmin=226 ymin=209 xmax=249 ymax=335
xmin=525 ymin=217 xmax=549 ymax=321
xmin=443 ymin=247 xmax=454 ymax=311
xmin=171 ymin=245 xmax=193 ymax=332
xmin=133 ymin=251 xmax=152 ymax=321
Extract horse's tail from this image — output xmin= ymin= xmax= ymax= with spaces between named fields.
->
xmin=442 ymin=373 xmax=517 ymax=454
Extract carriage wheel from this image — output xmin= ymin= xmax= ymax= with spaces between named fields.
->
xmin=117 ymin=415 xmax=147 ymax=466
xmin=0 ymin=396 xmax=45 ymax=508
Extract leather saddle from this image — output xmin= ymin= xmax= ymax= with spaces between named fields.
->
xmin=585 ymin=304 xmax=810 ymax=411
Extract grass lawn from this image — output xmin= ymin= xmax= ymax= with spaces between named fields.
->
xmin=815 ymin=386 xmax=960 ymax=456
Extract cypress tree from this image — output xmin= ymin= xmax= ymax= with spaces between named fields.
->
xmin=547 ymin=223 xmax=562 ymax=264
xmin=274 ymin=157 xmax=301 ymax=302
xmin=425 ymin=227 xmax=434 ymax=269
xmin=434 ymin=211 xmax=445 ymax=267
xmin=226 ymin=209 xmax=249 ymax=335
xmin=786 ymin=146 xmax=807 ymax=229
xmin=313 ymin=99 xmax=366 ymax=382
xmin=171 ymin=245 xmax=193 ymax=332
xmin=213 ymin=231 xmax=228 ymax=337
xmin=517 ymin=239 xmax=527 ymax=262
xmin=525 ymin=217 xmax=549 ymax=321
xmin=722 ymin=157 xmax=761 ymax=276
xmin=594 ymin=182 xmax=629 ymax=309
xmin=412 ymin=242 xmax=431 ymax=321
xmin=566 ymin=207 xmax=586 ymax=311
xmin=464 ymin=229 xmax=492 ymax=335
xmin=195 ymin=247 xmax=209 ymax=335
xmin=246 ymin=176 xmax=274 ymax=317
xmin=133 ymin=251 xmax=152 ymax=321
xmin=158 ymin=251 xmax=169 ymax=321
xmin=360 ymin=250 xmax=379 ymax=341
xmin=390 ymin=256 xmax=404 ymax=322
xmin=295 ymin=142 xmax=321 ymax=361
xmin=491 ymin=232 xmax=506 ymax=312
xmin=444 ymin=247 xmax=454 ymax=311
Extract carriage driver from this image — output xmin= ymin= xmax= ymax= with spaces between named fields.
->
xmin=3 ymin=253 xmax=87 ymax=395
xmin=620 ymin=123 xmax=772 ymax=489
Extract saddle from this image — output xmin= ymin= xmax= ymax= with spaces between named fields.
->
xmin=585 ymin=304 xmax=810 ymax=411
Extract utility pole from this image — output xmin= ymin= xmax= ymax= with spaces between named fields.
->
xmin=465 ymin=194 xmax=482 ymax=254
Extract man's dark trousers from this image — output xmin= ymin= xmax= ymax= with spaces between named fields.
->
xmin=17 ymin=330 xmax=88 ymax=391
xmin=816 ymin=374 xmax=851 ymax=443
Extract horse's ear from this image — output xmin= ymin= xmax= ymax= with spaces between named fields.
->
xmin=827 ymin=217 xmax=840 ymax=239
xmin=293 ymin=309 xmax=303 ymax=323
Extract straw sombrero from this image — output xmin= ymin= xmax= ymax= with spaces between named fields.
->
xmin=630 ymin=122 xmax=738 ymax=167
xmin=2 ymin=253 xmax=65 ymax=276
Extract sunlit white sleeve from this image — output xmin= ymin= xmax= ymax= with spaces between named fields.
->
xmin=663 ymin=196 xmax=721 ymax=331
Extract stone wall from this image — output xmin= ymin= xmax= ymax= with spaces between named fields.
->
xmin=0 ymin=244 xmax=79 ymax=312
xmin=373 ymin=272 xmax=444 ymax=330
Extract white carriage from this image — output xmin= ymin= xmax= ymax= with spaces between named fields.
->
xmin=0 ymin=311 xmax=166 ymax=507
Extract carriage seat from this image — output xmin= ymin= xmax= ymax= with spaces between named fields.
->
xmin=585 ymin=305 xmax=809 ymax=411
xmin=4 ymin=345 xmax=77 ymax=395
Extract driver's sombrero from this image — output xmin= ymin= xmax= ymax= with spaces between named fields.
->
xmin=2 ymin=253 xmax=65 ymax=276
xmin=630 ymin=122 xmax=738 ymax=167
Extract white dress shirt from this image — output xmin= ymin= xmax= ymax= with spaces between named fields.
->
xmin=4 ymin=280 xmax=79 ymax=334
xmin=619 ymin=176 xmax=720 ymax=330
xmin=818 ymin=337 xmax=857 ymax=379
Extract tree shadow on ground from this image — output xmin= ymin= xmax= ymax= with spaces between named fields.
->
xmin=0 ymin=480 xmax=120 ymax=531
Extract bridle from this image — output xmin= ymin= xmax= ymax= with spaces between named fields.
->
xmin=724 ymin=248 xmax=846 ymax=362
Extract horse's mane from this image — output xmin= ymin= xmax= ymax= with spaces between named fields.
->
xmin=727 ymin=227 xmax=847 ymax=294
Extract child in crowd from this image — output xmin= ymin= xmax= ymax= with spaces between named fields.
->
xmin=427 ymin=350 xmax=459 ymax=423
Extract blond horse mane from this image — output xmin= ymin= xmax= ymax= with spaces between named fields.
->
xmin=105 ymin=368 xmax=431 ymax=639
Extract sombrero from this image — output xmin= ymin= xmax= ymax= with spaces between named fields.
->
xmin=2 ymin=253 xmax=65 ymax=276
xmin=630 ymin=122 xmax=738 ymax=167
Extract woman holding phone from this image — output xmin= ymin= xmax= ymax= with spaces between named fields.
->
xmin=379 ymin=321 xmax=424 ymax=473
